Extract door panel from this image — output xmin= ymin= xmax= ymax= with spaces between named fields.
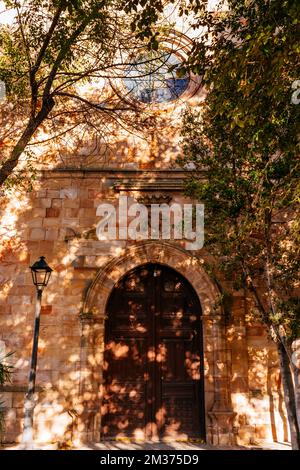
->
xmin=102 ymin=338 xmax=149 ymax=438
xmin=102 ymin=263 xmax=205 ymax=440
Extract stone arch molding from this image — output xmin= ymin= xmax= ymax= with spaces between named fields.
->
xmin=78 ymin=241 xmax=235 ymax=444
xmin=82 ymin=241 xmax=221 ymax=319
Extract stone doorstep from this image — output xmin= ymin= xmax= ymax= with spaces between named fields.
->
xmin=1 ymin=441 xmax=292 ymax=451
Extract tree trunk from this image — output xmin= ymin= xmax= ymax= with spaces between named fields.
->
xmin=0 ymin=97 xmax=54 ymax=187
xmin=277 ymin=341 xmax=300 ymax=449
xmin=291 ymin=355 xmax=300 ymax=434
xmin=291 ymin=339 xmax=300 ymax=432
xmin=293 ymin=367 xmax=300 ymax=431
xmin=244 ymin=265 xmax=300 ymax=448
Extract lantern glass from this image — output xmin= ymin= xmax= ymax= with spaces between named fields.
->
xmin=30 ymin=256 xmax=53 ymax=290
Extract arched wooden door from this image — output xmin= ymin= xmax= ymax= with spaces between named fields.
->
xmin=101 ymin=263 xmax=205 ymax=440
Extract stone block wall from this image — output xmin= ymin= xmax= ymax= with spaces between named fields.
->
xmin=0 ymin=170 xmax=289 ymax=446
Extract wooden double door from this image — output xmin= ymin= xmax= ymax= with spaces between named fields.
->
xmin=101 ymin=263 xmax=205 ymax=440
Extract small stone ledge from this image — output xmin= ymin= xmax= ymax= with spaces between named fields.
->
xmin=0 ymin=385 xmax=44 ymax=392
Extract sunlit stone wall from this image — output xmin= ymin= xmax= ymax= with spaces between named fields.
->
xmin=0 ymin=170 xmax=288 ymax=446
xmin=0 ymin=18 xmax=289 ymax=446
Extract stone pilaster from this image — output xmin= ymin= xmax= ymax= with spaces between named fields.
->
xmin=77 ymin=312 xmax=103 ymax=443
xmin=208 ymin=314 xmax=236 ymax=445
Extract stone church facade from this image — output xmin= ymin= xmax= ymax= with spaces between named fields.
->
xmin=0 ymin=28 xmax=289 ymax=447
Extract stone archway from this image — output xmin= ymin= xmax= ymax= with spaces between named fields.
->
xmin=77 ymin=241 xmax=235 ymax=444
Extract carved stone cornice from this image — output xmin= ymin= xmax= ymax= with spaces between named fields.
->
xmin=79 ymin=312 xmax=95 ymax=324
xmin=41 ymin=168 xmax=199 ymax=179
xmin=136 ymin=193 xmax=173 ymax=205
xmin=79 ymin=312 xmax=104 ymax=324
xmin=113 ymin=179 xmax=184 ymax=192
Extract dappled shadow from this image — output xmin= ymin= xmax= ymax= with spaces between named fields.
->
xmin=101 ymin=263 xmax=205 ymax=441
xmin=0 ymin=53 xmax=200 ymax=442
xmin=0 ymin=184 xmax=291 ymax=446
xmin=0 ymin=41 xmax=290 ymax=446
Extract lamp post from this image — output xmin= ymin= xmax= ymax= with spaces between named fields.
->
xmin=22 ymin=256 xmax=52 ymax=449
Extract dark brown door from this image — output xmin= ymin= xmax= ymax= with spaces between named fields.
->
xmin=101 ymin=263 xmax=205 ymax=440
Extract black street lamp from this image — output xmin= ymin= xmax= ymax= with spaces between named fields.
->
xmin=22 ymin=256 xmax=53 ymax=449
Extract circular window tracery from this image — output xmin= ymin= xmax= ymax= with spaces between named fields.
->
xmin=123 ymin=50 xmax=189 ymax=104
